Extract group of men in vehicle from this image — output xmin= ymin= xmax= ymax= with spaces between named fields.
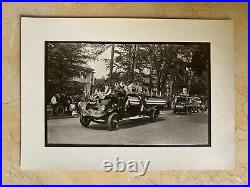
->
xmin=93 ymin=81 xmax=144 ymax=100
xmin=93 ymin=81 xmax=147 ymax=114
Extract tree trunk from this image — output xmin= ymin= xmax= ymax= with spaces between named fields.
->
xmin=148 ymin=44 xmax=155 ymax=93
xmin=109 ymin=44 xmax=115 ymax=86
xmin=149 ymin=65 xmax=153 ymax=93
xmin=127 ymin=45 xmax=132 ymax=82
xmin=161 ymin=77 xmax=166 ymax=94
xmin=157 ymin=74 xmax=161 ymax=94
xmin=58 ymin=60 xmax=64 ymax=93
xmin=171 ymin=72 xmax=176 ymax=98
xmin=131 ymin=44 xmax=137 ymax=81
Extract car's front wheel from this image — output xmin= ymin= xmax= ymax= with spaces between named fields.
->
xmin=107 ymin=112 xmax=119 ymax=131
xmin=80 ymin=115 xmax=91 ymax=127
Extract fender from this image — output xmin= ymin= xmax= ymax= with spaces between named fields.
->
xmin=148 ymin=105 xmax=159 ymax=111
xmin=106 ymin=108 xmax=115 ymax=114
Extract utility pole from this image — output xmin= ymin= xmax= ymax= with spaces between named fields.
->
xmin=109 ymin=44 xmax=115 ymax=86
xmin=131 ymin=44 xmax=138 ymax=81
xmin=185 ymin=67 xmax=192 ymax=95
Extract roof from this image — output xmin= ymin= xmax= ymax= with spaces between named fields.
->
xmin=78 ymin=63 xmax=95 ymax=73
xmin=80 ymin=63 xmax=94 ymax=70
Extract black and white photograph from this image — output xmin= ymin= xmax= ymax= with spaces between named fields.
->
xmin=45 ymin=41 xmax=210 ymax=146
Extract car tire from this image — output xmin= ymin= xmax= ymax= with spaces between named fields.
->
xmin=108 ymin=112 xmax=119 ymax=131
xmin=150 ymin=108 xmax=159 ymax=122
xmin=56 ymin=105 xmax=65 ymax=116
xmin=80 ymin=115 xmax=91 ymax=127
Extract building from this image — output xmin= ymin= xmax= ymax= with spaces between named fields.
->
xmin=72 ymin=63 xmax=95 ymax=96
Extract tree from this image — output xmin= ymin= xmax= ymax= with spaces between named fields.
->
xmin=94 ymin=77 xmax=106 ymax=92
xmin=47 ymin=43 xmax=88 ymax=94
xmin=112 ymin=44 xmax=134 ymax=82
xmin=106 ymin=42 xmax=209 ymax=97
xmin=109 ymin=44 xmax=115 ymax=85
xmin=189 ymin=43 xmax=210 ymax=95
xmin=46 ymin=42 xmax=109 ymax=97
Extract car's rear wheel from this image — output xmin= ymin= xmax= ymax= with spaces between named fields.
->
xmin=56 ymin=105 xmax=65 ymax=116
xmin=80 ymin=115 xmax=91 ymax=127
xmin=150 ymin=108 xmax=159 ymax=122
xmin=108 ymin=112 xmax=119 ymax=130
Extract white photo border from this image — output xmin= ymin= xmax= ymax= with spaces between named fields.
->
xmin=21 ymin=18 xmax=234 ymax=170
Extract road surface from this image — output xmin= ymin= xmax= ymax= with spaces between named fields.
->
xmin=47 ymin=111 xmax=209 ymax=145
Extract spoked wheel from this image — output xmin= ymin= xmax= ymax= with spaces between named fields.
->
xmin=150 ymin=108 xmax=159 ymax=122
xmin=56 ymin=105 xmax=65 ymax=116
xmin=80 ymin=115 xmax=91 ymax=127
xmin=108 ymin=112 xmax=119 ymax=131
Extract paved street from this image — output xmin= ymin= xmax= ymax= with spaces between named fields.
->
xmin=47 ymin=111 xmax=209 ymax=145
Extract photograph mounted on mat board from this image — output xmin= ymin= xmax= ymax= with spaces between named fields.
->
xmin=45 ymin=41 xmax=211 ymax=147
xmin=21 ymin=18 xmax=234 ymax=170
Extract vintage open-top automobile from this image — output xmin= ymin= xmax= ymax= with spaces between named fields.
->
xmin=79 ymin=93 xmax=167 ymax=130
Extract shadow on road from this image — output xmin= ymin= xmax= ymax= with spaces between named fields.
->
xmin=87 ymin=117 xmax=165 ymax=131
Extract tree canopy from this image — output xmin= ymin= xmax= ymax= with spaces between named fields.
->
xmin=106 ymin=43 xmax=209 ymax=96
xmin=46 ymin=42 xmax=210 ymax=101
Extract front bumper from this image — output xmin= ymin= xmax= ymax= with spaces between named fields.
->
xmin=81 ymin=109 xmax=106 ymax=119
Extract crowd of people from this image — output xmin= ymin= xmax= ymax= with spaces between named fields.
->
xmin=49 ymin=93 xmax=77 ymax=116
